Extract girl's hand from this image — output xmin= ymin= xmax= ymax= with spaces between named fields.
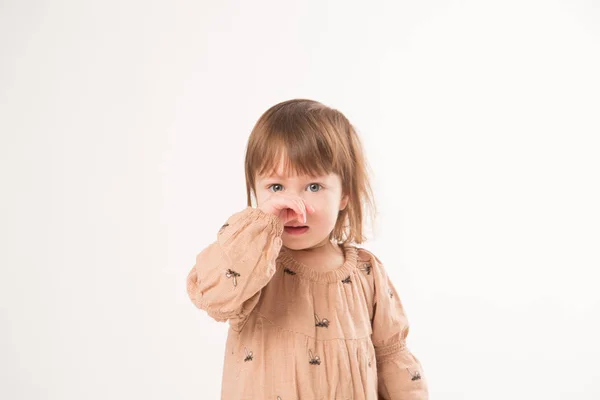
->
xmin=258 ymin=194 xmax=315 ymax=225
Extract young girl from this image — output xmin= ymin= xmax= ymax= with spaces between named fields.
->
xmin=186 ymin=99 xmax=429 ymax=399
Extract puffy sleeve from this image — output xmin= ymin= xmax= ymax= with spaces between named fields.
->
xmin=370 ymin=253 xmax=429 ymax=400
xmin=186 ymin=206 xmax=284 ymax=332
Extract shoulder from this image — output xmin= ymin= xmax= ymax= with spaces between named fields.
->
xmin=351 ymin=245 xmax=393 ymax=288
xmin=345 ymin=245 xmax=385 ymax=280
xmin=353 ymin=245 xmax=384 ymax=269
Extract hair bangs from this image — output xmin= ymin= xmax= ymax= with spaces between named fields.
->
xmin=253 ymin=130 xmax=337 ymax=181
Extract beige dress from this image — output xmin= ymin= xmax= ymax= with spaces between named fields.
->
xmin=186 ymin=207 xmax=429 ymax=399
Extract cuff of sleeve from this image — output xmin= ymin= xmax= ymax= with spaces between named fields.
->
xmin=233 ymin=206 xmax=284 ymax=237
xmin=252 ymin=207 xmax=284 ymax=237
xmin=375 ymin=340 xmax=408 ymax=363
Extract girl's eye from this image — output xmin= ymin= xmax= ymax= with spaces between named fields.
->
xmin=269 ymin=184 xmax=284 ymax=192
xmin=267 ymin=183 xmax=322 ymax=193
xmin=308 ymin=183 xmax=321 ymax=192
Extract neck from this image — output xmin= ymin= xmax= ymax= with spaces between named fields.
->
xmin=283 ymin=237 xmax=341 ymax=255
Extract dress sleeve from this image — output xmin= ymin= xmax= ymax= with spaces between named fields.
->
xmin=186 ymin=206 xmax=284 ymax=332
xmin=370 ymin=254 xmax=429 ymax=400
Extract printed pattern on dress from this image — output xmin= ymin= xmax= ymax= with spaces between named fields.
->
xmin=308 ymin=349 xmax=321 ymax=365
xmin=244 ymin=347 xmax=253 ymax=362
xmin=218 ymin=222 xmax=229 ymax=234
xmin=225 ymin=269 xmax=240 ymax=287
xmin=359 ymin=262 xmax=372 ymax=275
xmin=408 ymin=368 xmax=422 ymax=381
xmin=314 ymin=313 xmax=329 ymax=328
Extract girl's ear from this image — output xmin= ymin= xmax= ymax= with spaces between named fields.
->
xmin=340 ymin=194 xmax=349 ymax=211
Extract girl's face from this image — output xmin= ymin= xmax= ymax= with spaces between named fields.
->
xmin=255 ymin=157 xmax=349 ymax=250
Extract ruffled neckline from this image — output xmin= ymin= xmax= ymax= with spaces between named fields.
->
xmin=276 ymin=242 xmax=358 ymax=283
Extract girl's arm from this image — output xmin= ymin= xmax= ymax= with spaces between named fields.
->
xmin=186 ymin=206 xmax=283 ymax=332
xmin=370 ymin=254 xmax=430 ymax=400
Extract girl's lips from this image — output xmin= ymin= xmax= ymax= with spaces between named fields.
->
xmin=284 ymin=226 xmax=309 ymax=235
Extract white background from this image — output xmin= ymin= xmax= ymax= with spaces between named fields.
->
xmin=1 ymin=0 xmax=599 ymax=399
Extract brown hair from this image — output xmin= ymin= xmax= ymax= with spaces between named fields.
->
xmin=244 ymin=99 xmax=377 ymax=245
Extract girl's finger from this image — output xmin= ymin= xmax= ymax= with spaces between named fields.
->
xmin=297 ymin=200 xmax=306 ymax=224
xmin=295 ymin=199 xmax=305 ymax=224
xmin=301 ymin=201 xmax=308 ymax=224
xmin=285 ymin=199 xmax=300 ymax=224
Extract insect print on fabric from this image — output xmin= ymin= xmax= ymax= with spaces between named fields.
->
xmin=218 ymin=223 xmax=229 ymax=234
xmin=407 ymin=368 xmax=422 ymax=381
xmin=359 ymin=262 xmax=372 ymax=275
xmin=314 ymin=313 xmax=330 ymax=328
xmin=225 ymin=269 xmax=240 ymax=287
xmin=243 ymin=347 xmax=253 ymax=362
xmin=283 ymin=267 xmax=296 ymax=275
xmin=341 ymin=275 xmax=351 ymax=284
xmin=308 ymin=349 xmax=321 ymax=365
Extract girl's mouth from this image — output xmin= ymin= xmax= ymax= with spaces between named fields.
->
xmin=284 ymin=226 xmax=309 ymax=235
